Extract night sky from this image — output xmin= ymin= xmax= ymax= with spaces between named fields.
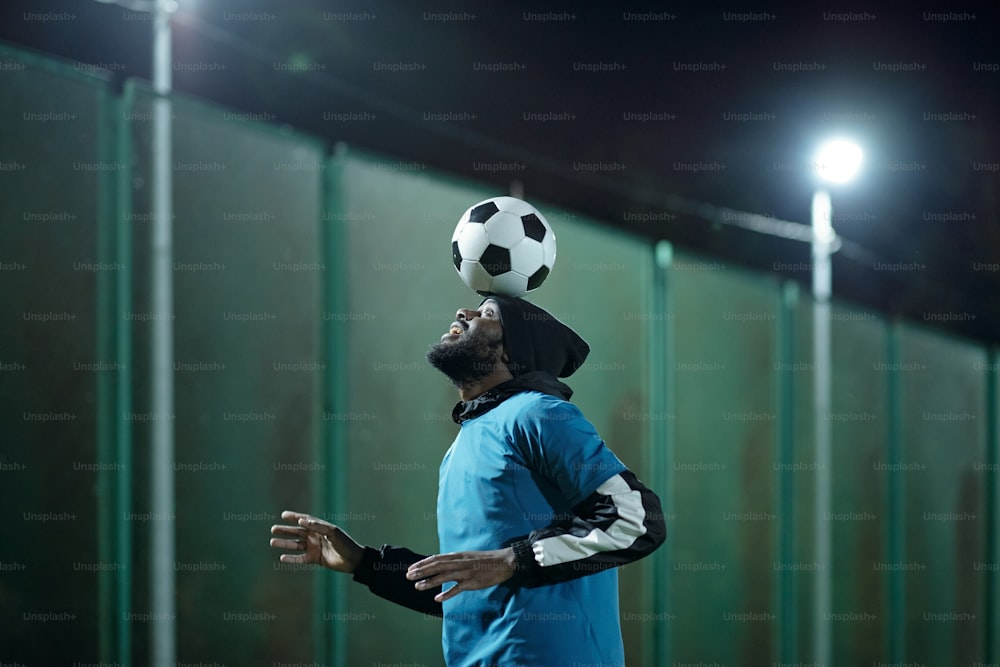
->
xmin=3 ymin=0 xmax=998 ymax=342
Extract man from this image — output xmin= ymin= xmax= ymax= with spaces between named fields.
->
xmin=270 ymin=295 xmax=666 ymax=666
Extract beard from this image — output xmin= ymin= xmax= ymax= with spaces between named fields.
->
xmin=426 ymin=327 xmax=503 ymax=387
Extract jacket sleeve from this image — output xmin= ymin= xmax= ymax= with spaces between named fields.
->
xmin=508 ymin=469 xmax=666 ymax=586
xmin=351 ymin=544 xmax=442 ymax=617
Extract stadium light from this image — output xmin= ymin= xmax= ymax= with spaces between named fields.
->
xmin=815 ymin=139 xmax=864 ymax=184
xmin=810 ymin=138 xmax=861 ymax=667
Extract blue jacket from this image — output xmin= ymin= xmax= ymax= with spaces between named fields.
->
xmin=353 ymin=375 xmax=666 ymax=666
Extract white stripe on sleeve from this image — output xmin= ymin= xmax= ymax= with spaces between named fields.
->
xmin=531 ymin=473 xmax=648 ymax=567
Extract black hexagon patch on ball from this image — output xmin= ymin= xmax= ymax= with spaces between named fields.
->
xmin=480 ymin=244 xmax=512 ymax=275
xmin=467 ymin=201 xmax=499 ymax=223
xmin=521 ymin=214 xmax=547 ymax=242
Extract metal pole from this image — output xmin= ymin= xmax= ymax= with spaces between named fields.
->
xmin=151 ymin=1 xmax=175 ymax=665
xmin=885 ymin=320 xmax=904 ymax=662
xmin=776 ymin=280 xmax=799 ymax=662
xmin=648 ymin=240 xmax=674 ymax=666
xmin=985 ymin=347 xmax=999 ymax=665
xmin=812 ymin=189 xmax=833 ymax=666
xmin=116 ymin=85 xmax=135 ymax=667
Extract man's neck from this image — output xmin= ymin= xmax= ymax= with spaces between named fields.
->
xmin=456 ymin=369 xmax=515 ymax=402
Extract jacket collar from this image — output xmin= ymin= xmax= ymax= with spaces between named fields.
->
xmin=451 ymin=371 xmax=574 ymax=424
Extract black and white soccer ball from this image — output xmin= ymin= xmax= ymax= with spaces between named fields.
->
xmin=451 ymin=196 xmax=556 ymax=297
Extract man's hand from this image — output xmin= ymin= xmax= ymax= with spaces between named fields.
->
xmin=406 ymin=548 xmax=516 ymax=603
xmin=269 ymin=510 xmax=364 ymax=574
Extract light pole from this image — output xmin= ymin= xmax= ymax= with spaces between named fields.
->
xmin=811 ymin=138 xmax=862 ymax=667
xmin=88 ymin=3 xmax=178 ymax=663
xmin=151 ymin=1 xmax=178 ymax=666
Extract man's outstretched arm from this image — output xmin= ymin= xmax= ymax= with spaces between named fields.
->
xmin=270 ymin=510 xmax=442 ymax=617
xmin=352 ymin=544 xmax=443 ymax=616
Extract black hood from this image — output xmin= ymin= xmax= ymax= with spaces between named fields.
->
xmin=480 ymin=295 xmax=589 ymax=379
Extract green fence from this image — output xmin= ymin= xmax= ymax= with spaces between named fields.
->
xmin=2 ymin=42 xmax=997 ymax=666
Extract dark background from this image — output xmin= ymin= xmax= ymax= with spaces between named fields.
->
xmin=3 ymin=0 xmax=998 ymax=341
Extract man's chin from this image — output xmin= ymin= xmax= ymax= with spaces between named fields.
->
xmin=430 ymin=366 xmax=483 ymax=388
xmin=428 ymin=355 xmax=485 ymax=386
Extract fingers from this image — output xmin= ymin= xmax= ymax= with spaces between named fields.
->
xmin=269 ymin=537 xmax=305 ymax=551
xmin=408 ymin=556 xmax=476 ymax=592
xmin=278 ymin=510 xmax=348 ymax=534
xmin=269 ymin=524 xmax=311 ymax=553
xmin=298 ymin=518 xmax=339 ymax=540
xmin=435 ymin=583 xmax=462 ymax=603
xmin=407 ymin=553 xmax=483 ymax=581
xmin=270 ymin=524 xmax=306 ymax=537
xmin=417 ymin=571 xmax=501 ymax=601
xmin=278 ymin=553 xmax=309 ymax=564
xmin=406 ymin=550 xmax=515 ymax=602
xmin=281 ymin=510 xmax=337 ymax=528
xmin=413 ymin=571 xmax=459 ymax=590
xmin=408 ymin=556 xmax=467 ymax=583
xmin=274 ymin=512 xmax=340 ymax=541
xmin=407 ymin=552 xmax=463 ymax=576
xmin=410 ymin=564 xmax=492 ymax=590
xmin=269 ymin=530 xmax=309 ymax=564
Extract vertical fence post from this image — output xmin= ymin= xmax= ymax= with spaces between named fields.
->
xmin=646 ymin=240 xmax=674 ymax=666
xmin=985 ymin=347 xmax=999 ymax=664
xmin=885 ymin=320 xmax=904 ymax=663
xmin=775 ymin=280 xmax=799 ymax=662
xmin=115 ymin=83 xmax=136 ymax=667
xmin=150 ymin=2 xmax=176 ymax=665
xmin=319 ymin=144 xmax=350 ymax=666
xmin=96 ymin=82 xmax=116 ymax=666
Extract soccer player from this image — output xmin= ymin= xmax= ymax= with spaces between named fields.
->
xmin=270 ymin=296 xmax=666 ymax=666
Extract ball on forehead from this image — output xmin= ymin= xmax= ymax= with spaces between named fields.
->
xmin=450 ymin=196 xmax=557 ymax=297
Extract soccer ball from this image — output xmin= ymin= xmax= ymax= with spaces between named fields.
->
xmin=451 ymin=196 xmax=556 ymax=297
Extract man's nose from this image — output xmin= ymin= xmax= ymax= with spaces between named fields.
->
xmin=456 ymin=308 xmax=479 ymax=321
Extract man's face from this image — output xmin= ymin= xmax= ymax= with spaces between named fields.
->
xmin=426 ymin=299 xmax=505 ymax=385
